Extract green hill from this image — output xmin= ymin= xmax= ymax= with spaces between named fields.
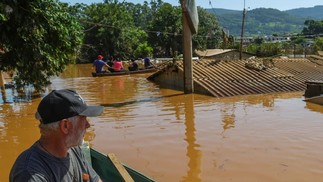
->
xmin=207 ymin=8 xmax=240 ymax=16
xmin=207 ymin=6 xmax=322 ymax=36
xmin=285 ymin=5 xmax=323 ymax=20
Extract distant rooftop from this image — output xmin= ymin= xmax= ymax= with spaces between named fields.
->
xmin=194 ymin=49 xmax=234 ymax=57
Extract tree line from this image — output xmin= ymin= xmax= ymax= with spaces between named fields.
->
xmin=0 ymin=0 xmax=323 ymax=90
xmin=0 ymin=0 xmax=222 ymax=90
xmin=71 ymin=0 xmax=222 ymax=62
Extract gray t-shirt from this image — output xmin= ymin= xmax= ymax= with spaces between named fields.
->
xmin=9 ymin=142 xmax=100 ymax=182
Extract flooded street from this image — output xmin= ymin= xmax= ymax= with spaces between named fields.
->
xmin=1 ymin=64 xmax=323 ymax=182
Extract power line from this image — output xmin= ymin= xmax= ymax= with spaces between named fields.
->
xmin=80 ymin=19 xmax=216 ymax=39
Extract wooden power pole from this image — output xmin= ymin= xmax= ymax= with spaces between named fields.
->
xmin=239 ymin=0 xmax=246 ymax=60
xmin=182 ymin=13 xmax=194 ymax=94
xmin=181 ymin=0 xmax=198 ymax=94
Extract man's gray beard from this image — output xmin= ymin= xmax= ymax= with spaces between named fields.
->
xmin=66 ymin=130 xmax=85 ymax=147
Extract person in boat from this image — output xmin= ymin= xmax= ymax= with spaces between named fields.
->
xmin=106 ymin=55 xmax=114 ymax=67
xmin=9 ymin=89 xmax=104 ymax=182
xmin=93 ymin=54 xmax=111 ymax=73
xmin=144 ymin=56 xmax=154 ymax=69
xmin=112 ymin=58 xmax=125 ymax=72
xmin=128 ymin=59 xmax=139 ymax=71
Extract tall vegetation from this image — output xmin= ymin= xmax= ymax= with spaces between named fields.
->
xmin=73 ymin=1 xmax=222 ymax=61
xmin=314 ymin=38 xmax=323 ymax=52
xmin=193 ymin=7 xmax=222 ymax=50
xmin=0 ymin=0 xmax=83 ymax=90
xmin=78 ymin=1 xmax=149 ymax=60
xmin=246 ymin=42 xmax=283 ymax=57
xmin=302 ymin=20 xmax=323 ymax=35
xmin=147 ymin=3 xmax=182 ymax=57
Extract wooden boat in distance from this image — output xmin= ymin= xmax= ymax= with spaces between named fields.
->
xmin=92 ymin=68 xmax=157 ymax=77
xmin=82 ymin=145 xmax=155 ymax=182
xmin=304 ymin=80 xmax=323 ymax=105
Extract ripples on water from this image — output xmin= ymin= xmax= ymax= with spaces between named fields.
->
xmin=1 ymin=64 xmax=323 ymax=182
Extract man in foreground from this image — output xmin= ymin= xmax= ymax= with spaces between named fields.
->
xmin=10 ymin=89 xmax=104 ymax=182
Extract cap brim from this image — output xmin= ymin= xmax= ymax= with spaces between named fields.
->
xmin=79 ymin=106 xmax=104 ymax=117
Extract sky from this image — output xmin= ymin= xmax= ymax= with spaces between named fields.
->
xmin=61 ymin=0 xmax=322 ymax=11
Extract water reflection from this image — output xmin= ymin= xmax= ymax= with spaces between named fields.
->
xmin=84 ymin=126 xmax=97 ymax=143
xmin=220 ymin=103 xmax=236 ymax=132
xmin=182 ymin=94 xmax=201 ymax=182
xmin=222 ymin=113 xmax=235 ymax=130
xmin=0 ymin=100 xmax=40 ymax=181
xmin=304 ymin=101 xmax=323 ymax=114
xmin=0 ymin=89 xmax=9 ymax=103
xmin=0 ymin=87 xmax=43 ymax=104
xmin=59 ymin=64 xmax=92 ymax=78
xmin=102 ymin=93 xmax=185 ymax=107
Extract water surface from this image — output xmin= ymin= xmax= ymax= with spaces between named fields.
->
xmin=0 ymin=64 xmax=323 ymax=182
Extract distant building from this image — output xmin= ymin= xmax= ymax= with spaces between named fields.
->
xmin=264 ymin=36 xmax=291 ymax=43
xmin=234 ymin=35 xmax=292 ymax=44
xmin=234 ymin=37 xmax=253 ymax=45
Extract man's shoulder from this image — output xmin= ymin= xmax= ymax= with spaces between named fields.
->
xmin=10 ymin=144 xmax=49 ymax=181
xmin=12 ymin=144 xmax=49 ymax=168
xmin=14 ymin=144 xmax=38 ymax=162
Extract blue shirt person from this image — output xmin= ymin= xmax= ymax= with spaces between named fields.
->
xmin=93 ymin=55 xmax=110 ymax=73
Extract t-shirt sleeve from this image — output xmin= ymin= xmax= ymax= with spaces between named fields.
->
xmin=10 ymin=169 xmax=48 ymax=182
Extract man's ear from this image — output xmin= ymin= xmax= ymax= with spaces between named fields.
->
xmin=59 ymin=119 xmax=70 ymax=134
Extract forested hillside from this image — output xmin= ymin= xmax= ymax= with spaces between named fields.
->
xmin=285 ymin=5 xmax=323 ymax=20
xmin=207 ymin=6 xmax=322 ymax=36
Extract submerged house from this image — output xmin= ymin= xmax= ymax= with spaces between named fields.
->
xmin=148 ymin=57 xmax=323 ymax=98
xmin=194 ymin=49 xmax=254 ymax=60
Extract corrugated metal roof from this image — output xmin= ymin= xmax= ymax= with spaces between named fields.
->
xmin=155 ymin=58 xmax=323 ymax=97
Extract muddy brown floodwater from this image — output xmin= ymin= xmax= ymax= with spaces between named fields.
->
xmin=1 ymin=64 xmax=323 ymax=182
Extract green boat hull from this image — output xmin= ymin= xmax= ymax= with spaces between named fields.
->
xmin=90 ymin=148 xmax=155 ymax=182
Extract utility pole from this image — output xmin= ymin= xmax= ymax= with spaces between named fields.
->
xmin=182 ymin=13 xmax=194 ymax=94
xmin=239 ymin=0 xmax=246 ymax=60
xmin=181 ymin=0 xmax=198 ymax=94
